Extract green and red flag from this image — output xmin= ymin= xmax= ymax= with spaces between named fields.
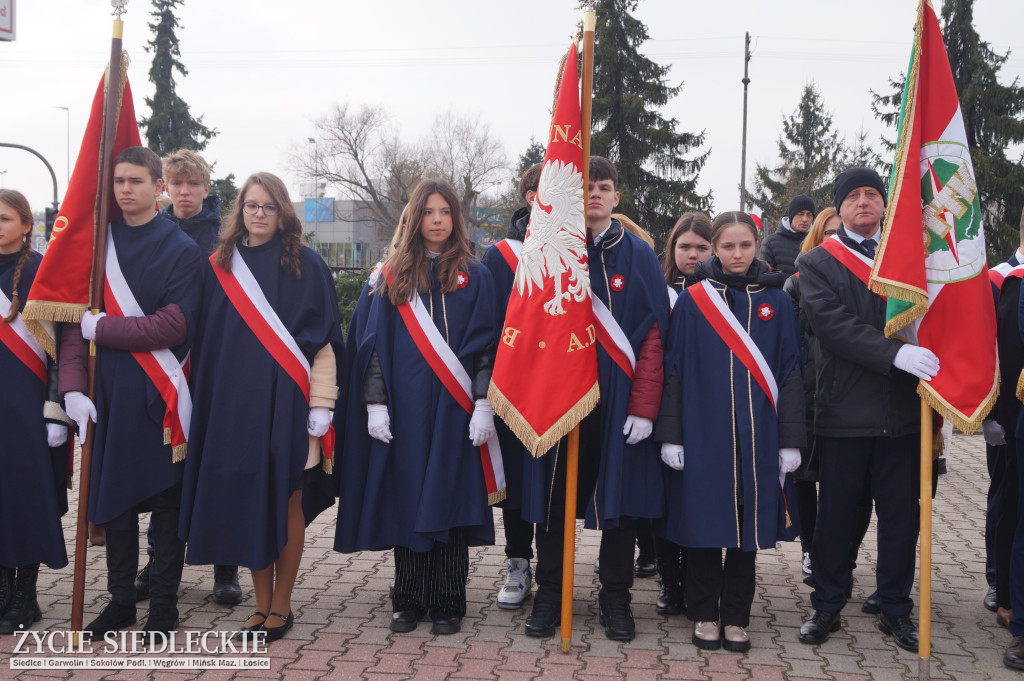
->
xmin=22 ymin=60 xmax=141 ymax=356
xmin=870 ymin=0 xmax=997 ymax=432
xmin=488 ymin=43 xmax=599 ymax=456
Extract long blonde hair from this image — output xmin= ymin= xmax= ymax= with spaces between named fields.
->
xmin=613 ymin=213 xmax=655 ymax=250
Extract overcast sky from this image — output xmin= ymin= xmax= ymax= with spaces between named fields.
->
xmin=2 ymin=0 xmax=1021 ymax=224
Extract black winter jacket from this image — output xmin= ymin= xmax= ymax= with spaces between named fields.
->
xmin=797 ymin=226 xmax=919 ymax=438
xmin=759 ymin=220 xmax=806 ymax=276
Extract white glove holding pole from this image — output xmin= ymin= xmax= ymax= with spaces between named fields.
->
xmin=366 ymin=404 xmax=392 ymax=443
xmin=468 ymin=399 xmax=496 ymax=447
xmin=893 ymin=345 xmax=940 ymax=381
xmin=660 ymin=443 xmax=684 ymax=470
xmin=307 ymin=407 xmax=331 ymax=437
xmin=623 ymin=416 xmax=653 ymax=445
xmin=80 ymin=311 xmax=106 ymax=341
xmin=983 ymin=420 xmax=1007 ymax=447
xmin=64 ymin=391 xmax=97 ymax=437
xmin=46 ymin=423 xmax=68 ymax=447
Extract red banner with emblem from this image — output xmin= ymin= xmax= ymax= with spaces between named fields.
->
xmin=488 ymin=43 xmax=599 ymax=456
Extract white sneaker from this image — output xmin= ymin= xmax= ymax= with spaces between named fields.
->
xmin=497 ymin=558 xmax=533 ymax=609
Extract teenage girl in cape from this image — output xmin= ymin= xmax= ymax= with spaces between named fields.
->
xmin=655 ymin=211 xmax=805 ymax=652
xmin=335 ymin=178 xmax=498 ymax=636
xmin=0 ymin=189 xmax=72 ymax=634
xmin=179 ymin=172 xmax=342 ymax=642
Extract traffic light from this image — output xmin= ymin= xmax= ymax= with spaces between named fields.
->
xmin=44 ymin=205 xmax=59 ymax=239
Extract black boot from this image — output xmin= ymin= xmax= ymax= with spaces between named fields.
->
xmin=0 ymin=567 xmax=14 ymax=619
xmin=134 ymin=557 xmax=152 ymax=602
xmin=212 ymin=565 xmax=242 ymax=606
xmin=0 ymin=564 xmax=42 ymax=634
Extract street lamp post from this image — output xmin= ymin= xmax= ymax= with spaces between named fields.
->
xmin=56 ymin=106 xmax=70 ymax=186
xmin=307 ymin=137 xmax=319 ymax=258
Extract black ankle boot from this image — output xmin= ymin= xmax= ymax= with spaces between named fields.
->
xmin=0 ymin=567 xmax=15 ymax=619
xmin=0 ymin=564 xmax=42 ymax=634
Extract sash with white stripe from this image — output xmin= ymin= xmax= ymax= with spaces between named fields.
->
xmin=0 ymin=288 xmax=47 ymax=384
xmin=210 ymin=248 xmax=335 ymax=467
xmin=591 ymin=295 xmax=636 ymax=380
xmin=494 ymin=239 xmax=522 ymax=273
xmin=104 ymin=231 xmax=191 ymax=461
xmin=820 ymin=236 xmax=886 ymax=300
xmin=688 ymin=280 xmax=778 ymax=410
xmin=990 ymin=262 xmax=1024 ymax=291
xmin=395 ymin=292 xmax=506 ymax=505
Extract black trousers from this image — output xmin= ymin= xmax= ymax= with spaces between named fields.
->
xmin=104 ymin=482 xmax=185 ymax=610
xmin=502 ymin=507 xmax=535 ymax=561
xmin=533 ymin=413 xmax=636 ymax=606
xmin=988 ymin=435 xmax=1019 ymax=607
xmin=686 ymin=547 xmax=756 ymax=627
xmin=636 ymin=519 xmax=656 ymax=559
xmin=811 ymin=434 xmax=918 ymax=617
xmin=656 ymin=536 xmax=687 ymax=594
xmin=392 ymin=528 xmax=469 ymax=620
xmin=796 ymin=479 xmax=818 ymax=554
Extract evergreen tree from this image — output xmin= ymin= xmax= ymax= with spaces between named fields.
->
xmin=138 ymin=0 xmax=215 ymax=155
xmin=210 ymin=173 xmax=237 ymax=218
xmin=749 ymin=83 xmax=844 ymax=231
xmin=586 ymin=0 xmax=710 ymax=245
xmin=941 ymin=0 xmax=1024 ymax=261
xmin=516 ymin=137 xmax=546 ymax=175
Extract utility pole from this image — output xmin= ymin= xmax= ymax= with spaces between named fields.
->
xmin=739 ymin=31 xmax=751 ymax=212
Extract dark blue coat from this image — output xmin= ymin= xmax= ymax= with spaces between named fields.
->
xmin=521 ymin=222 xmax=669 ymax=530
xmin=161 ymin=195 xmax=221 ymax=257
xmin=660 ymin=259 xmax=802 ymax=551
xmin=88 ymin=215 xmax=203 ymax=529
xmin=0 ymin=250 xmax=69 ymax=569
xmin=335 ymin=258 xmax=498 ymax=553
xmin=179 ymin=237 xmax=342 ymax=570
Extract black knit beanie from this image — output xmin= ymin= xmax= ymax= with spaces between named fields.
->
xmin=787 ymin=194 xmax=817 ymax=223
xmin=833 ymin=167 xmax=887 ymax=211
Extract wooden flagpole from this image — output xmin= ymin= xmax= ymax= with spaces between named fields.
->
xmin=919 ymin=398 xmax=933 ymax=681
xmin=560 ymin=4 xmax=595 ymax=655
xmin=71 ymin=3 xmax=127 ymax=641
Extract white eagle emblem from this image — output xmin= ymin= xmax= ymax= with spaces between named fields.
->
xmin=515 ymin=159 xmax=590 ymax=316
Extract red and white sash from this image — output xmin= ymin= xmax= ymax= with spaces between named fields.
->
xmin=0 ymin=288 xmax=47 ymax=384
xmin=210 ymin=248 xmax=336 ymax=466
xmin=495 ymin=239 xmax=522 ymax=274
xmin=395 ymin=291 xmax=506 ymax=505
xmin=820 ymin=236 xmax=886 ymax=300
xmin=667 ymin=285 xmax=679 ymax=311
xmin=592 ymin=295 xmax=636 ymax=380
xmin=689 ymin=280 xmax=778 ymax=410
xmin=104 ymin=231 xmax=191 ymax=460
xmin=990 ymin=262 xmax=1024 ymax=291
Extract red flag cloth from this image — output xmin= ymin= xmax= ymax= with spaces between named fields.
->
xmin=22 ymin=63 xmax=141 ymax=356
xmin=488 ymin=43 xmax=599 ymax=456
xmin=869 ymin=0 xmax=997 ymax=432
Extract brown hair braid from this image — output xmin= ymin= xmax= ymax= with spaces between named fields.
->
xmin=0 ymin=189 xmax=35 ymax=324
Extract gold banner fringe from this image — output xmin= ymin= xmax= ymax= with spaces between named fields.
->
xmin=171 ymin=442 xmax=187 ymax=463
xmin=22 ymin=302 xmax=88 ymax=358
xmin=488 ymin=488 xmax=507 ymax=506
xmin=1017 ymin=368 xmax=1024 ymax=403
xmin=487 ymin=380 xmax=600 ymax=457
xmin=882 ymin=302 xmax=927 ymax=339
xmin=917 ymin=375 xmax=998 ymax=436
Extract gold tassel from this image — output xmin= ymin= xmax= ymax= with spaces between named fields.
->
xmin=488 ymin=488 xmax=507 ymax=506
xmin=322 ymin=453 xmax=333 ymax=475
xmin=171 ymin=442 xmax=187 ymax=463
xmin=785 ymin=508 xmax=792 ymax=529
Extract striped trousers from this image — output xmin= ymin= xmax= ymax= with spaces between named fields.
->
xmin=392 ymin=527 xmax=469 ymax=619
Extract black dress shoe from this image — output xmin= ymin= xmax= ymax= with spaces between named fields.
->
xmin=656 ymin=584 xmax=684 ymax=616
xmin=390 ymin=610 xmax=419 ymax=633
xmin=139 ymin=606 xmax=179 ymax=645
xmin=134 ymin=558 xmax=151 ymax=602
xmin=878 ymin=613 xmax=918 ymax=652
xmin=599 ymin=601 xmax=635 ymax=641
xmin=84 ymin=601 xmax=137 ymax=639
xmin=985 ymin=585 xmax=999 ymax=612
xmin=213 ymin=565 xmax=242 ymax=606
xmin=430 ymin=616 xmax=462 ymax=635
xmin=524 ymin=599 xmax=560 ymax=638
xmin=861 ymin=591 xmax=880 ymax=614
xmin=798 ymin=610 xmax=841 ymax=644
xmin=1005 ymin=635 xmax=1024 ymax=670
xmin=634 ymin=555 xmax=657 ymax=579
xmin=263 ymin=611 xmax=294 ymax=643
xmin=234 ymin=611 xmax=267 ymax=641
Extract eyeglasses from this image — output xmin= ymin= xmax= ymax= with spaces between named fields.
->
xmin=242 ymin=202 xmax=280 ymax=216
xmin=824 ymin=229 xmax=838 ymax=237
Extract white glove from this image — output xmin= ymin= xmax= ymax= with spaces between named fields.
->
xmin=468 ymin=399 xmax=496 ymax=447
xmin=307 ymin=407 xmax=331 ymax=437
xmin=983 ymin=420 xmax=1007 ymax=447
xmin=623 ymin=416 xmax=653 ymax=445
xmin=64 ymin=391 xmax=97 ymax=437
xmin=893 ymin=345 xmax=940 ymax=381
xmin=46 ymin=423 xmax=68 ymax=448
xmin=660 ymin=443 xmax=684 ymax=470
xmin=80 ymin=311 xmax=106 ymax=341
xmin=779 ymin=447 xmax=801 ymax=475
xmin=367 ymin=404 xmax=392 ymax=443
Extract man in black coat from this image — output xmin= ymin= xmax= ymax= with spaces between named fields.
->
xmin=796 ymin=167 xmax=939 ymax=652
xmin=759 ymin=194 xmax=815 ymax=276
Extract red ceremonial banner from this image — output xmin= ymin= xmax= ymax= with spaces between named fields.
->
xmin=488 ymin=43 xmax=599 ymax=456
